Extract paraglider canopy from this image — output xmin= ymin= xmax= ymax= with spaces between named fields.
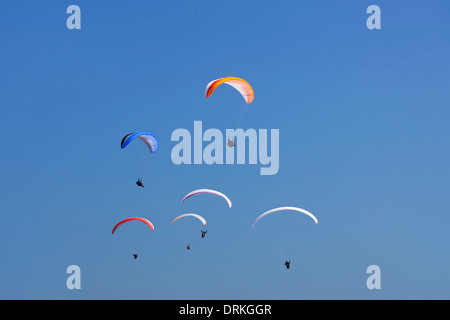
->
xmin=121 ymin=132 xmax=159 ymax=153
xmin=205 ymin=77 xmax=254 ymax=104
xmin=181 ymin=189 xmax=232 ymax=208
xmin=171 ymin=213 xmax=207 ymax=226
xmin=251 ymin=206 xmax=318 ymax=230
xmin=112 ymin=217 xmax=155 ymax=234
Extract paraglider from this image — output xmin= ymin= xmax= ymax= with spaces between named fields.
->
xmin=121 ymin=132 xmax=158 ymax=186
xmin=227 ymin=137 xmax=235 ymax=148
xmin=170 ymin=213 xmax=206 ymax=250
xmin=112 ymin=217 xmax=155 ymax=234
xmin=205 ymin=77 xmax=254 ymax=135
xmin=201 ymin=230 xmax=207 ymax=238
xmin=121 ymin=132 xmax=159 ymax=152
xmin=251 ymin=206 xmax=318 ymax=230
xmin=112 ymin=217 xmax=154 ymax=259
xmin=181 ymin=189 xmax=232 ymax=208
xmin=205 ymin=77 xmax=254 ymax=104
xmin=251 ymin=207 xmax=317 ymax=270
xmin=136 ymin=178 xmax=144 ymax=187
xmin=171 ymin=213 xmax=207 ymax=226
xmin=285 ymin=260 xmax=291 ymax=269
xmin=171 ymin=214 xmax=207 ymax=248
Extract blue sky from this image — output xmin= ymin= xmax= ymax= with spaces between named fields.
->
xmin=0 ymin=0 xmax=450 ymax=299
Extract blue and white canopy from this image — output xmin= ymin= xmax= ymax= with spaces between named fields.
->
xmin=121 ymin=132 xmax=159 ymax=153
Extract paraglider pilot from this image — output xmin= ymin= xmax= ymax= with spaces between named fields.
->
xmin=227 ymin=137 xmax=236 ymax=148
xmin=133 ymin=253 xmax=138 ymax=260
xmin=136 ymin=178 xmax=144 ymax=187
xmin=186 ymin=244 xmax=191 ymax=250
xmin=201 ymin=229 xmax=207 ymax=238
xmin=285 ymin=260 xmax=290 ymax=269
